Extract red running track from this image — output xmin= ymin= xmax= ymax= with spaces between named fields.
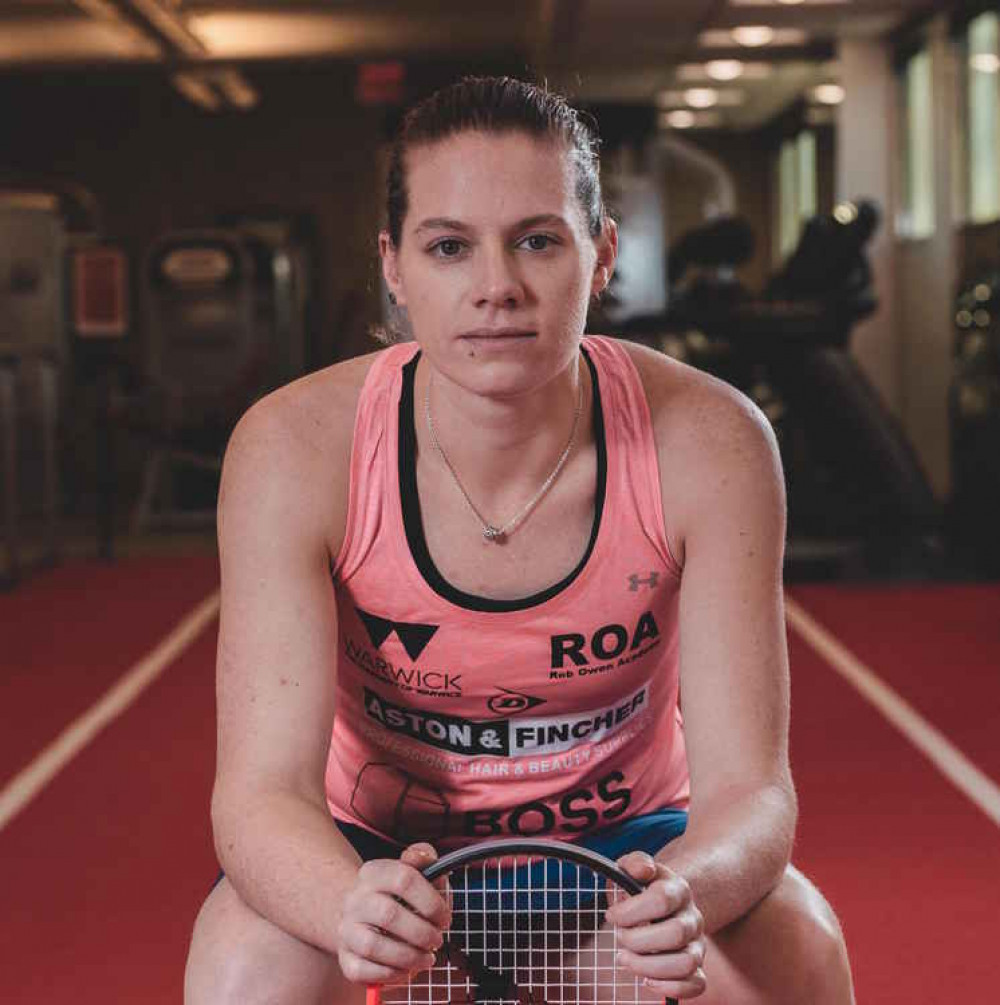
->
xmin=0 ymin=560 xmax=997 ymax=1002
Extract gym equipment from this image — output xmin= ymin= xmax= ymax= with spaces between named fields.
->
xmin=121 ymin=228 xmax=267 ymax=532
xmin=948 ymin=270 xmax=1000 ymax=574
xmin=621 ymin=200 xmax=941 ymax=577
xmin=217 ymin=211 xmax=318 ymax=382
xmin=0 ymin=192 xmax=68 ymax=586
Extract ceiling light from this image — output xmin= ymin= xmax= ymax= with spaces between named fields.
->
xmin=776 ymin=0 xmax=806 ymax=5
xmin=731 ymin=26 xmax=775 ymax=47
xmin=970 ymin=53 xmax=1000 ymax=74
xmin=706 ymin=60 xmax=744 ymax=81
xmin=685 ymin=87 xmax=719 ymax=108
xmin=171 ymin=72 xmax=222 ymax=112
xmin=834 ymin=202 xmax=858 ymax=225
xmin=812 ymin=83 xmax=845 ymax=105
xmin=664 ymin=110 xmax=696 ymax=129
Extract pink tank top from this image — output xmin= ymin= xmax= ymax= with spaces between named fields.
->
xmin=327 ymin=335 xmax=690 ymax=850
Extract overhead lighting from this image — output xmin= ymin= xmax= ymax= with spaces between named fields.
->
xmin=684 ymin=87 xmax=719 ymax=108
xmin=834 ymin=202 xmax=858 ymax=225
xmin=970 ymin=53 xmax=1000 ymax=74
xmin=812 ymin=83 xmax=845 ymax=105
xmin=213 ymin=68 xmax=259 ymax=110
xmin=731 ymin=26 xmax=775 ymax=47
xmin=776 ymin=0 xmax=806 ymax=5
xmin=171 ymin=71 xmax=223 ymax=112
xmin=677 ymin=62 xmax=772 ymax=82
xmin=664 ymin=110 xmax=696 ymax=129
xmin=706 ymin=59 xmax=744 ymax=81
xmin=659 ymin=110 xmax=722 ymax=130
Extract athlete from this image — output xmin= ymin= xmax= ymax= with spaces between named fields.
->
xmin=184 ymin=77 xmax=856 ymax=1003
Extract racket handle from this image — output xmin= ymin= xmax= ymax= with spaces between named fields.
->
xmin=365 ymin=985 xmax=380 ymax=1005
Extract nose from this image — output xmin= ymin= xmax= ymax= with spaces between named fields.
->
xmin=474 ymin=243 xmax=525 ymax=309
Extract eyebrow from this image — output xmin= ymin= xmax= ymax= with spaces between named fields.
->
xmin=414 ymin=213 xmax=570 ymax=235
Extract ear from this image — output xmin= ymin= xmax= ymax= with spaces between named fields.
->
xmin=591 ymin=216 xmax=619 ymax=298
xmin=378 ymin=230 xmax=407 ymax=307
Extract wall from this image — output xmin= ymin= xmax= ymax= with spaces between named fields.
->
xmin=0 ymin=64 xmax=386 ymax=370
xmin=892 ymin=17 xmax=962 ymax=498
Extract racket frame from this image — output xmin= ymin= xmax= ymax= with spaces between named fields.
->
xmin=365 ymin=836 xmax=679 ymax=1005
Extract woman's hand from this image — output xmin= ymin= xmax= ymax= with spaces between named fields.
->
xmin=606 ymin=851 xmax=708 ymax=1000
xmin=336 ymin=842 xmax=451 ymax=988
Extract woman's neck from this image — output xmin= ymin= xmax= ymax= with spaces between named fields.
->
xmin=414 ymin=352 xmax=592 ymax=502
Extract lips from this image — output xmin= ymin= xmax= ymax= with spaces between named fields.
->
xmin=459 ymin=328 xmax=536 ymax=340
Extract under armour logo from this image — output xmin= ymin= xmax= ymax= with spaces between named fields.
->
xmin=627 ymin=572 xmax=659 ymax=592
xmin=356 ymin=607 xmax=439 ymax=661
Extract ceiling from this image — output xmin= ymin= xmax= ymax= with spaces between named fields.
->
xmin=0 ymin=0 xmax=950 ymax=128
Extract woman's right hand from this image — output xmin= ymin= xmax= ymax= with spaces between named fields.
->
xmin=336 ymin=842 xmax=451 ymax=988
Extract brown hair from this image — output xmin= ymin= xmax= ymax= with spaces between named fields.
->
xmin=385 ymin=75 xmax=606 ymax=247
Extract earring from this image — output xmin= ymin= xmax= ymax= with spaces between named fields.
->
xmin=388 ymin=292 xmax=397 ymax=305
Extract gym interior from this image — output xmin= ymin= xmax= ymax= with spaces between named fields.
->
xmin=1 ymin=1 xmax=998 ymax=1002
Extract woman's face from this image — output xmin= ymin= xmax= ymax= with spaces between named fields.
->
xmin=380 ymin=130 xmax=616 ymax=398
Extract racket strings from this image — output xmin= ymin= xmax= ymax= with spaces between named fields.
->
xmin=379 ymin=854 xmax=654 ymax=1004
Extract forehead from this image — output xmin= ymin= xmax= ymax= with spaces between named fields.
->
xmin=403 ymin=131 xmax=579 ymax=228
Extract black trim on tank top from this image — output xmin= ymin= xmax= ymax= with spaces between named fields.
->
xmin=398 ymin=346 xmax=607 ymax=613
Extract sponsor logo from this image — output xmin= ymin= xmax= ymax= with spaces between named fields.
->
xmin=627 ymin=571 xmax=660 ymax=592
xmin=486 ymin=687 xmax=546 ymax=716
xmin=356 ymin=606 xmax=439 ymax=661
xmin=463 ymin=770 xmax=632 ymax=837
xmin=345 ymin=637 xmax=462 ymax=697
xmin=363 ymin=685 xmax=648 ymax=758
xmin=348 ymin=763 xmax=632 ymax=842
xmin=550 ymin=611 xmax=660 ymax=669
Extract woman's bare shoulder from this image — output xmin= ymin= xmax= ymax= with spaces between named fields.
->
xmin=614 ymin=337 xmax=773 ymax=450
xmin=612 ymin=337 xmax=783 ymax=564
xmin=219 ymin=347 xmax=391 ymax=557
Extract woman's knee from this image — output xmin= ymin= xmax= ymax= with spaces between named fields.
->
xmin=705 ymin=864 xmax=854 ymax=1005
xmin=761 ymin=865 xmax=855 ymax=1004
xmin=184 ymin=879 xmax=353 ymax=1005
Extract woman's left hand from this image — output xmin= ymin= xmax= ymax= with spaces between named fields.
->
xmin=606 ymin=852 xmax=709 ymax=1000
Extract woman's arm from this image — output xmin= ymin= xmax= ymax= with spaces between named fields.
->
xmin=210 ymin=393 xmax=361 ymax=953
xmin=652 ymin=362 xmax=796 ymax=935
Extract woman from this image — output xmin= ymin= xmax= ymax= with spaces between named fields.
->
xmin=185 ymin=76 xmax=855 ymax=1003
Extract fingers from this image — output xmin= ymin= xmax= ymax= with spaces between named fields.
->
xmin=400 ymin=842 xmax=452 ymax=909
xmin=606 ymin=861 xmax=692 ymax=928
xmin=607 ymin=857 xmax=708 ymax=999
xmin=399 ymin=842 xmax=438 ymax=870
xmin=616 ymin=850 xmax=658 ymax=884
xmin=337 ymin=849 xmax=451 ymax=988
xmin=357 ymin=857 xmax=452 ymax=928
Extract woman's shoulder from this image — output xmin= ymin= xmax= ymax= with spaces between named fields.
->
xmin=219 ymin=346 xmax=394 ymax=558
xmin=606 ymin=336 xmax=784 ymax=563
xmin=234 ymin=346 xmax=393 ymax=462
xmin=609 ymin=336 xmax=773 ymax=452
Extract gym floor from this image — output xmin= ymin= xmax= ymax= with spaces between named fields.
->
xmin=1 ymin=543 xmax=998 ymax=1002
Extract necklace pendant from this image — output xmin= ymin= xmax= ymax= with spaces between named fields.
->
xmin=483 ymin=524 xmax=504 ymax=542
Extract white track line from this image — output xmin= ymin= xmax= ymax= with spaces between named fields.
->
xmin=785 ymin=595 xmax=1000 ymax=828
xmin=0 ymin=590 xmax=221 ymax=833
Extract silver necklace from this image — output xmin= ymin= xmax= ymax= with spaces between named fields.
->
xmin=424 ymin=372 xmax=584 ymax=542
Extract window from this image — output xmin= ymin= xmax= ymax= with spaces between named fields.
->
xmin=967 ymin=12 xmax=1000 ymax=223
xmin=898 ymin=47 xmax=935 ymax=238
xmin=776 ymin=130 xmax=817 ymax=262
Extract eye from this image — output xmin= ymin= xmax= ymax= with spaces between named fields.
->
xmin=429 ymin=239 xmax=466 ymax=259
xmin=519 ymin=233 xmax=558 ymax=252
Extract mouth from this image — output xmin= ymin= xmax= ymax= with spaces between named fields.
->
xmin=459 ymin=328 xmax=537 ymax=342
